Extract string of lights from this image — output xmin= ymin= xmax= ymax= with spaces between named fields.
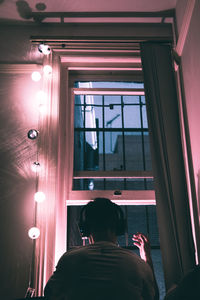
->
xmin=26 ymin=43 xmax=52 ymax=297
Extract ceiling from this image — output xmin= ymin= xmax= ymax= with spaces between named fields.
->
xmin=0 ymin=0 xmax=177 ymax=23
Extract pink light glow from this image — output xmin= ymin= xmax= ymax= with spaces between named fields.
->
xmin=43 ymin=65 xmax=52 ymax=76
xmin=36 ymin=90 xmax=47 ymax=105
xmin=31 ymin=162 xmax=41 ymax=173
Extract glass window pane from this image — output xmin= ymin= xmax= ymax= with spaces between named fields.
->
xmin=73 ymin=178 xmax=154 ymax=191
xmin=74 ymin=131 xmax=99 ymax=171
xmin=98 ymin=131 xmax=103 ymax=156
xmin=126 ymin=179 xmax=146 ymax=190
xmin=124 ymin=132 xmax=144 ymax=170
xmin=146 ymin=178 xmax=154 ymax=189
xmin=105 ymin=179 xmax=125 ymax=190
xmin=127 ymin=206 xmax=148 ymax=245
xmin=90 ymin=95 xmax=103 ymax=128
xmin=141 ymin=95 xmax=146 ymax=104
xmin=126 ymin=179 xmax=154 ymax=190
xmin=148 ymin=206 xmax=160 ymax=246
xmin=104 ymin=132 xmax=124 ymax=170
xmin=74 ymin=131 xmax=152 ymax=173
xmin=76 ymin=81 xmax=144 ymax=89
xmin=104 ymin=95 xmax=121 ymax=105
xmin=74 ymin=131 xmax=85 ymax=171
xmin=124 ymin=105 xmax=141 ymax=128
xmin=123 ymin=95 xmax=140 ymax=104
xmin=144 ymin=132 xmax=152 ymax=171
xmin=104 ymin=96 xmax=122 ymax=128
xmin=142 ymin=105 xmax=148 ymax=128
xmin=74 ymin=95 xmax=84 ymax=128
xmin=104 ymin=131 xmax=122 ymax=154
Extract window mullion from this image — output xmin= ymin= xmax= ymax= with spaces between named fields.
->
xmin=139 ymin=95 xmax=147 ymax=190
xmin=102 ymin=95 xmax=106 ymax=189
xmin=121 ymin=95 xmax=126 ymax=190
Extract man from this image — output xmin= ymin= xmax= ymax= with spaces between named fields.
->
xmin=44 ymin=198 xmax=159 ymax=300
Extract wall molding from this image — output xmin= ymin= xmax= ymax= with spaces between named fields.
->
xmin=0 ymin=63 xmax=41 ymax=74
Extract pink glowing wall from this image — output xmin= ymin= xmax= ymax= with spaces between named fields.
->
xmin=0 ymin=26 xmax=44 ymax=299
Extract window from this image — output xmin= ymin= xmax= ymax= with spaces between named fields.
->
xmin=67 ymin=80 xmax=165 ymax=299
xmin=71 ymin=81 xmax=154 ymax=202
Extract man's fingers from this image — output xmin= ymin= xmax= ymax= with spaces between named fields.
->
xmin=133 ymin=233 xmax=149 ymax=243
xmin=141 ymin=234 xmax=149 ymax=242
xmin=133 ymin=242 xmax=141 ymax=249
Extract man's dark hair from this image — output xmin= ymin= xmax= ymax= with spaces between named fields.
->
xmin=79 ymin=198 xmax=126 ymax=237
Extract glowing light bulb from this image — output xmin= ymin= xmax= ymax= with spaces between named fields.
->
xmin=31 ymin=162 xmax=41 ymax=173
xmin=43 ymin=65 xmax=52 ymax=75
xmin=27 ymin=129 xmax=39 ymax=140
xmin=31 ymin=71 xmax=41 ymax=82
xmin=28 ymin=227 xmax=40 ymax=239
xmin=34 ymin=191 xmax=45 ymax=203
xmin=38 ymin=44 xmax=51 ymax=55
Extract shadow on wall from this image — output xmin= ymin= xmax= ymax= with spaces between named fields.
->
xmin=16 ymin=0 xmax=46 ymax=20
xmin=16 ymin=0 xmax=32 ymax=19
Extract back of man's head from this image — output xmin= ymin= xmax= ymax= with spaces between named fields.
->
xmin=79 ymin=198 xmax=125 ymax=237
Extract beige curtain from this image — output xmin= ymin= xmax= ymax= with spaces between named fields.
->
xmin=33 ymin=54 xmax=69 ymax=296
xmin=140 ymin=42 xmax=196 ymax=289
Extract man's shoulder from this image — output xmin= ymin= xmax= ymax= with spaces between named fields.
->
xmin=58 ymin=243 xmax=145 ymax=267
xmin=61 ymin=246 xmax=88 ymax=258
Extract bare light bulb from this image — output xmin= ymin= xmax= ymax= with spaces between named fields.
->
xmin=38 ymin=44 xmax=51 ymax=55
xmin=34 ymin=191 xmax=46 ymax=203
xmin=43 ymin=65 xmax=52 ymax=75
xmin=27 ymin=129 xmax=39 ymax=140
xmin=28 ymin=227 xmax=40 ymax=239
xmin=31 ymin=71 xmax=41 ymax=82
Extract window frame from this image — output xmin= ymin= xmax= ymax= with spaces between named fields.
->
xmin=69 ymin=81 xmax=155 ymax=205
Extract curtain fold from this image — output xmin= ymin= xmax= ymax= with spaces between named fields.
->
xmin=34 ymin=54 xmax=67 ymax=296
xmin=140 ymin=42 xmax=196 ymax=289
